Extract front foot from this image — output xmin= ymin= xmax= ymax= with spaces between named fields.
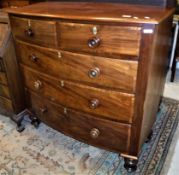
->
xmin=31 ymin=117 xmax=41 ymax=128
xmin=124 ymin=158 xmax=138 ymax=173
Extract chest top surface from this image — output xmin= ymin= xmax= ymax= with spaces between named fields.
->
xmin=6 ymin=2 xmax=174 ymax=24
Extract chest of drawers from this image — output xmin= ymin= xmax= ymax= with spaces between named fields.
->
xmin=7 ymin=2 xmax=174 ymax=172
xmin=0 ymin=11 xmax=25 ymax=116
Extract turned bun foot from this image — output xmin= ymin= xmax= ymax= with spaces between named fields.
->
xmin=31 ymin=117 xmax=41 ymax=128
xmin=124 ymin=158 xmax=138 ymax=173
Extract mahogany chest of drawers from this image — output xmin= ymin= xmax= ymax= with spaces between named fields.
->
xmin=7 ymin=2 xmax=174 ymax=172
xmin=0 ymin=11 xmax=25 ymax=116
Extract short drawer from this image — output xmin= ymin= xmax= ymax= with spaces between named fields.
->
xmin=0 ymin=72 xmax=8 ymax=85
xmin=27 ymin=91 xmax=131 ymax=153
xmin=0 ymin=96 xmax=13 ymax=112
xmin=10 ymin=16 xmax=57 ymax=47
xmin=21 ymin=66 xmax=135 ymax=123
xmin=0 ymin=84 xmax=11 ymax=99
xmin=58 ymin=22 xmax=141 ymax=58
xmin=16 ymin=41 xmax=138 ymax=93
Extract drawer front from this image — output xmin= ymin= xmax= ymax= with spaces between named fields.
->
xmin=0 ymin=84 xmax=11 ymax=99
xmin=27 ymin=91 xmax=131 ymax=153
xmin=16 ymin=41 xmax=138 ymax=92
xmin=10 ymin=16 xmax=57 ymax=47
xmin=0 ymin=72 xmax=8 ymax=85
xmin=0 ymin=96 xmax=13 ymax=112
xmin=58 ymin=22 xmax=141 ymax=58
xmin=22 ymin=66 xmax=135 ymax=123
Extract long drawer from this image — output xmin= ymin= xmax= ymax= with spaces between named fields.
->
xmin=27 ymin=90 xmax=131 ymax=153
xmin=21 ymin=65 xmax=135 ymax=123
xmin=16 ymin=41 xmax=138 ymax=93
xmin=58 ymin=22 xmax=141 ymax=58
xmin=10 ymin=16 xmax=57 ymax=47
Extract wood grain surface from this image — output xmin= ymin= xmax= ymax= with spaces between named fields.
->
xmin=2 ymin=33 xmax=26 ymax=114
xmin=0 ymin=24 xmax=8 ymax=49
xmin=0 ymin=96 xmax=13 ymax=112
xmin=6 ymin=2 xmax=175 ymax=24
xmin=10 ymin=16 xmax=57 ymax=48
xmin=16 ymin=41 xmax=138 ymax=93
xmin=0 ymin=72 xmax=8 ymax=85
xmin=6 ymin=3 xmax=174 ymax=160
xmin=58 ymin=22 xmax=141 ymax=57
xmin=0 ymin=84 xmax=11 ymax=99
xmin=21 ymin=65 xmax=135 ymax=123
xmin=27 ymin=90 xmax=131 ymax=153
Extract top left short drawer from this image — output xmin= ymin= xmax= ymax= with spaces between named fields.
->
xmin=10 ymin=16 xmax=57 ymax=48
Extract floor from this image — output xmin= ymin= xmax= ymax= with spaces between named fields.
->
xmin=161 ymin=68 xmax=179 ymax=175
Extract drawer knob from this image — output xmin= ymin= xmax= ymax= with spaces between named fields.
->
xmin=40 ymin=107 xmax=47 ymax=113
xmin=30 ymin=54 xmax=38 ymax=62
xmin=90 ymin=99 xmax=99 ymax=109
xmin=89 ymin=67 xmax=100 ymax=78
xmin=25 ymin=28 xmax=34 ymax=37
xmin=90 ymin=128 xmax=100 ymax=139
xmin=34 ymin=80 xmax=42 ymax=90
xmin=88 ymin=37 xmax=100 ymax=48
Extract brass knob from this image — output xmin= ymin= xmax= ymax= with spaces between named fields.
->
xmin=88 ymin=37 xmax=100 ymax=48
xmin=34 ymin=80 xmax=42 ymax=90
xmin=30 ymin=54 xmax=38 ymax=62
xmin=90 ymin=128 xmax=100 ymax=139
xmin=24 ymin=28 xmax=34 ymax=37
xmin=40 ymin=107 xmax=47 ymax=113
xmin=88 ymin=67 xmax=100 ymax=78
xmin=90 ymin=99 xmax=99 ymax=109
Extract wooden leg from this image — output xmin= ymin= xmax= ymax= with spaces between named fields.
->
xmin=124 ymin=157 xmax=138 ymax=173
xmin=30 ymin=116 xmax=41 ymax=128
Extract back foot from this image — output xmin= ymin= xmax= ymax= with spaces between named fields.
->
xmin=124 ymin=158 xmax=138 ymax=173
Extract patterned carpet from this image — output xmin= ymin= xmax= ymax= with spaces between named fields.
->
xmin=0 ymin=98 xmax=179 ymax=175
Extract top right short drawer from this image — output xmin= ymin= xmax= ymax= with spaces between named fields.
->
xmin=57 ymin=22 xmax=142 ymax=59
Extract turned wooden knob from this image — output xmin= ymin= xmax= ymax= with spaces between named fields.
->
xmin=90 ymin=128 xmax=100 ymax=139
xmin=88 ymin=67 xmax=100 ymax=78
xmin=88 ymin=37 xmax=100 ymax=48
xmin=40 ymin=107 xmax=47 ymax=113
xmin=24 ymin=28 xmax=34 ymax=37
xmin=34 ymin=80 xmax=42 ymax=90
xmin=90 ymin=99 xmax=99 ymax=109
xmin=30 ymin=54 xmax=38 ymax=62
